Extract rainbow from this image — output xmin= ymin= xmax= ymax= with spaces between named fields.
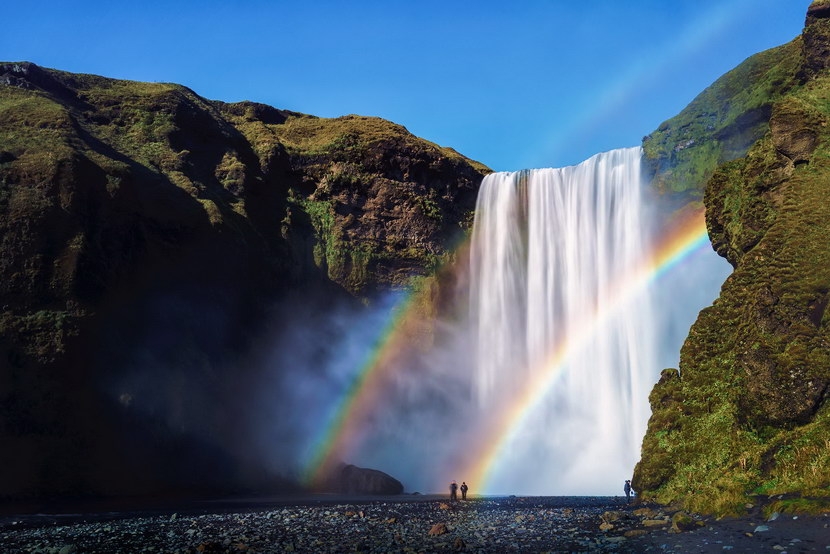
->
xmin=458 ymin=206 xmax=712 ymax=491
xmin=538 ymin=0 xmax=750 ymax=167
xmin=302 ymin=242 xmax=470 ymax=488
xmin=304 ymin=204 xmax=712 ymax=492
xmin=302 ymin=289 xmax=417 ymax=487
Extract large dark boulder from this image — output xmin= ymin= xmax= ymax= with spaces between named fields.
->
xmin=328 ymin=464 xmax=404 ymax=495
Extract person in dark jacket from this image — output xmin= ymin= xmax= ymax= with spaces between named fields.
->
xmin=460 ymin=481 xmax=469 ymax=500
xmin=450 ymin=480 xmax=458 ymax=501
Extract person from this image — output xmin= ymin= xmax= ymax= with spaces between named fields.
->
xmin=624 ymin=480 xmax=632 ymax=504
xmin=460 ymin=481 xmax=468 ymax=500
xmin=449 ymin=480 xmax=458 ymax=501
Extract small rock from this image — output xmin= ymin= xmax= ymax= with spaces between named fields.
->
xmin=453 ymin=537 xmax=466 ymax=551
xmin=643 ymin=519 xmax=669 ymax=527
xmin=429 ymin=523 xmax=449 ymax=536
xmin=633 ymin=507 xmax=656 ymax=518
xmin=768 ymin=511 xmax=780 ymax=521
xmin=624 ymin=529 xmax=649 ymax=538
xmin=439 ymin=503 xmax=451 ymax=510
xmin=671 ymin=511 xmax=698 ymax=533
xmin=601 ymin=510 xmax=626 ymax=523
xmin=754 ymin=525 xmax=770 ymax=533
xmin=599 ymin=522 xmax=614 ymax=532
xmin=772 ymin=546 xmax=785 ymax=551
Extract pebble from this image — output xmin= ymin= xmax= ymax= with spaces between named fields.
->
xmin=1 ymin=496 xmax=827 ymax=553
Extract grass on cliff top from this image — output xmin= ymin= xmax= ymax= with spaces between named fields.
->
xmin=273 ymin=113 xmax=490 ymax=172
xmin=644 ymin=38 xmax=802 ymax=196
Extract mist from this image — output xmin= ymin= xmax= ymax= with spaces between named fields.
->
xmin=98 ymin=151 xmax=731 ymax=499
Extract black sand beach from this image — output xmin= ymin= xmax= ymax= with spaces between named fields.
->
xmin=1 ymin=495 xmax=828 ymax=553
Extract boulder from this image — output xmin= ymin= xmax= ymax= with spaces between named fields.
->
xmin=428 ymin=523 xmax=448 ymax=536
xmin=328 ymin=463 xmax=404 ymax=495
xmin=670 ymin=511 xmax=698 ymax=533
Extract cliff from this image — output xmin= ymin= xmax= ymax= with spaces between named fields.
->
xmin=634 ymin=1 xmax=830 ymax=516
xmin=0 ymin=62 xmax=488 ymax=497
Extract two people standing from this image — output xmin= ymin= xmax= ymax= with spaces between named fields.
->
xmin=449 ymin=480 xmax=469 ymax=500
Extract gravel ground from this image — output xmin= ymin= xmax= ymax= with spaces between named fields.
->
xmin=1 ymin=495 xmax=828 ymax=553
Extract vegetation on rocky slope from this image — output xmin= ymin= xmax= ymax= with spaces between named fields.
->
xmin=0 ymin=62 xmax=488 ymax=498
xmin=220 ymin=104 xmax=487 ymax=296
xmin=634 ymin=3 xmax=830 ymax=516
xmin=643 ymin=38 xmax=802 ymax=206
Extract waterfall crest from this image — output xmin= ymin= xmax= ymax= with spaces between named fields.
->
xmin=468 ymin=147 xmax=655 ymax=494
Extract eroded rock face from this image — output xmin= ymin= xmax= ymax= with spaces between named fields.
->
xmin=800 ymin=1 xmax=830 ymax=80
xmin=769 ymin=97 xmax=823 ymax=164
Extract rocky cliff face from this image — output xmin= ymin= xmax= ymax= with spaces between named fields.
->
xmin=0 ymin=62 xmax=488 ymax=498
xmin=634 ymin=1 xmax=830 ymax=516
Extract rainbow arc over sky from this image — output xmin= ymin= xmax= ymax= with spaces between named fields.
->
xmin=304 ymin=198 xmax=712 ymax=493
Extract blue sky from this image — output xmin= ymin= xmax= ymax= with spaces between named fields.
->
xmin=2 ymin=0 xmax=812 ymax=171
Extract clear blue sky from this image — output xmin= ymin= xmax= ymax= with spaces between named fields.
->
xmin=2 ymin=0 xmax=812 ymax=171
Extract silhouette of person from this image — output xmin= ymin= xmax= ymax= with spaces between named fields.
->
xmin=450 ymin=480 xmax=458 ymax=501
xmin=460 ymin=481 xmax=468 ymax=500
xmin=624 ymin=480 xmax=632 ymax=504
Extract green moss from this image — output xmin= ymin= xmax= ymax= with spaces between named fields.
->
xmin=645 ymin=38 xmax=802 ymax=197
xmin=415 ymin=190 xmax=443 ymax=222
xmin=271 ymin=113 xmax=489 ymax=174
xmin=764 ymin=497 xmax=830 ymax=516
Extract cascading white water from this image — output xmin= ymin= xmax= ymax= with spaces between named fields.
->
xmin=469 ymin=147 xmax=656 ymax=494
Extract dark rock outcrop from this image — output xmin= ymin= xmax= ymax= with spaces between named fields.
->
xmin=324 ymin=463 xmax=404 ymax=495
xmin=800 ymin=1 xmax=830 ymax=80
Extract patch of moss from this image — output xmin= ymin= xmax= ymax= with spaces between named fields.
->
xmin=271 ymin=113 xmax=489 ymax=174
xmin=764 ymin=496 xmax=830 ymax=517
xmin=644 ymin=38 xmax=802 ymax=198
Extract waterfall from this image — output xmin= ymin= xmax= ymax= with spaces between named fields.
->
xmin=468 ymin=147 xmax=656 ymax=494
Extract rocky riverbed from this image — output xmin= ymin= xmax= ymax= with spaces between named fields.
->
xmin=1 ymin=495 xmax=828 ymax=553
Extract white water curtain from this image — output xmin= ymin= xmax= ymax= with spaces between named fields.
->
xmin=468 ymin=147 xmax=656 ymax=494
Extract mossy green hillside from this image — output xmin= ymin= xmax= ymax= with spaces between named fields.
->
xmin=222 ymin=105 xmax=489 ymax=298
xmin=634 ymin=69 xmax=830 ymax=516
xmin=643 ymin=38 xmax=802 ymax=201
